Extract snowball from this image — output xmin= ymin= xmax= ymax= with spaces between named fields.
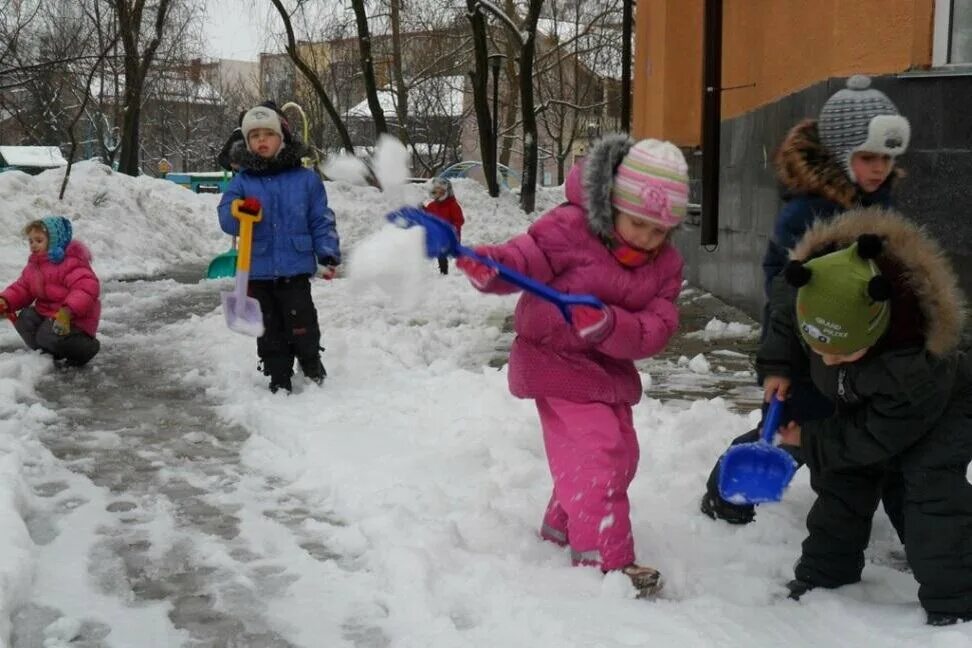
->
xmin=348 ymin=224 xmax=429 ymax=309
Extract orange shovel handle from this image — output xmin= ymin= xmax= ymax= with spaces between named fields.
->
xmin=230 ymin=200 xmax=263 ymax=273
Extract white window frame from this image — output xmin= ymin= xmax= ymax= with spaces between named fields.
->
xmin=933 ymin=0 xmax=972 ymax=65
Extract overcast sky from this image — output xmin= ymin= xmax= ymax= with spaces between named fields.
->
xmin=202 ymin=0 xmax=272 ymax=61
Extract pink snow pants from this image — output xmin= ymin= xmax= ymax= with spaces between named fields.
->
xmin=536 ymin=397 xmax=639 ymax=570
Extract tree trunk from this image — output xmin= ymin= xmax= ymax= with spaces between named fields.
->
xmin=388 ymin=0 xmax=410 ymax=146
xmin=465 ymin=0 xmax=498 ymax=196
xmin=621 ymin=0 xmax=633 ymax=132
xmin=114 ymin=0 xmax=172 ymax=176
xmin=351 ymin=0 xmax=387 ymax=137
xmin=270 ymin=0 xmax=354 ymax=153
xmin=517 ymin=0 xmax=544 ymax=213
xmin=499 ymin=56 xmax=517 ymax=168
xmin=116 ymin=69 xmax=143 ymax=175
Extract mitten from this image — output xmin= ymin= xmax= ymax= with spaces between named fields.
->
xmin=52 ymin=307 xmax=71 ymax=336
xmin=456 ymin=256 xmax=498 ymax=290
xmin=238 ymin=197 xmax=262 ymax=215
xmin=319 ymin=255 xmax=339 ymax=280
xmin=571 ymin=305 xmax=614 ymax=343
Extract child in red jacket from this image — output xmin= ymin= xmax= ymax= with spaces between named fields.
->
xmin=422 ymin=177 xmax=464 ymax=274
xmin=0 ymin=216 xmax=101 ymax=367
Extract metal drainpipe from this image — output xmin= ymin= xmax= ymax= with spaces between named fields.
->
xmin=701 ymin=0 xmax=723 ymax=247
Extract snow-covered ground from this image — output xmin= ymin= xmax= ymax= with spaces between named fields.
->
xmin=0 ymin=162 xmax=968 ymax=647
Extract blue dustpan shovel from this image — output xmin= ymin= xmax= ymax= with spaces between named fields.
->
xmin=717 ymin=396 xmax=798 ymax=505
xmin=387 ymin=206 xmax=603 ymax=323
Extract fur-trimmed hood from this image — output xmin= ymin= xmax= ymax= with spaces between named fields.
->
xmin=582 ymin=133 xmax=634 ymax=243
xmin=776 ymin=119 xmax=901 ymax=209
xmin=228 ymin=138 xmax=307 ymax=175
xmin=790 ymin=209 xmax=966 ymax=356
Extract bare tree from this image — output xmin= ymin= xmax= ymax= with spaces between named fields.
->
xmin=534 ymin=0 xmax=620 ymax=183
xmin=60 ymin=37 xmax=120 ymax=199
xmin=465 ymin=0 xmax=499 ymax=196
xmin=386 ymin=0 xmax=410 ymax=145
xmin=270 ymin=0 xmax=354 ymax=153
xmin=476 ymin=0 xmax=545 ymax=212
xmin=113 ymin=0 xmax=176 ymax=175
xmin=350 ymin=0 xmax=388 ymax=136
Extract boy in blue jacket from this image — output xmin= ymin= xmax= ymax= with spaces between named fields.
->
xmin=217 ymin=103 xmax=340 ymax=393
xmin=701 ymin=76 xmax=911 ymax=525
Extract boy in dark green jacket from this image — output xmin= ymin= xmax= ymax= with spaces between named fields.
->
xmin=759 ymin=208 xmax=972 ymax=626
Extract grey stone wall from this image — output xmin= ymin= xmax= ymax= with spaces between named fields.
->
xmin=674 ymin=73 xmax=972 ymax=319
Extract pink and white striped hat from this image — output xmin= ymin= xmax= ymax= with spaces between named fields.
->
xmin=611 ymin=139 xmax=689 ymax=229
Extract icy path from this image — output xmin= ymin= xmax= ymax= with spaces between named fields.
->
xmin=10 ymin=270 xmax=387 ymax=648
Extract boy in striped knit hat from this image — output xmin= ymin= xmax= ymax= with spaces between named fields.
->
xmin=456 ymin=136 xmax=687 ymax=597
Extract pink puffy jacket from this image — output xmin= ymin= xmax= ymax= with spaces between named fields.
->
xmin=476 ymin=166 xmax=683 ymax=405
xmin=1 ymin=241 xmax=101 ymax=337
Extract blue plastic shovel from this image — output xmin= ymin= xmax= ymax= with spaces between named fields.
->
xmin=717 ymin=395 xmax=798 ymax=505
xmin=386 ymin=206 xmax=603 ymax=323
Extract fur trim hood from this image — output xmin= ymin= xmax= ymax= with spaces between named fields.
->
xmin=582 ymin=133 xmax=634 ymax=243
xmin=775 ymin=119 xmax=902 ymax=209
xmin=228 ymin=138 xmax=307 ymax=174
xmin=790 ymin=209 xmax=966 ymax=356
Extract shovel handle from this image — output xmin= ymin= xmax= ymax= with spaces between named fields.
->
xmin=456 ymin=245 xmax=604 ymax=323
xmin=760 ymin=395 xmax=785 ymax=444
xmin=231 ymin=200 xmax=263 ymax=273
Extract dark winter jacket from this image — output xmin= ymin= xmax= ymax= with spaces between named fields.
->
xmin=759 ymin=209 xmax=969 ymax=471
xmin=217 ymin=141 xmax=340 ymax=280
xmin=757 ymin=209 xmax=972 ymax=617
xmin=216 ymin=128 xmax=243 ymax=171
xmin=761 ymin=119 xmax=896 ymax=298
xmin=757 ymin=119 xmax=900 ymax=424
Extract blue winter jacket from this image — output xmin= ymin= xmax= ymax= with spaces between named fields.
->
xmin=218 ymin=167 xmax=340 ymax=280
xmin=760 ymin=186 xmax=892 ymax=298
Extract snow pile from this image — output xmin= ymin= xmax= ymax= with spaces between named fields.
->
xmin=0 ymin=162 xmax=223 ymax=280
xmin=686 ymin=317 xmax=758 ymax=342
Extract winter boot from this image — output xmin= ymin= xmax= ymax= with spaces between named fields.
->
xmin=700 ymin=492 xmax=755 ymax=525
xmin=620 ymin=564 xmax=663 ymax=598
xmin=298 ymin=357 xmax=326 ymax=385
xmin=785 ymin=578 xmax=816 ymax=601
xmin=269 ymin=376 xmax=293 ymax=394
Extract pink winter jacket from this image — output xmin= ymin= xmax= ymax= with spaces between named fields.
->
xmin=1 ymin=241 xmax=101 ymax=337
xmin=477 ymin=169 xmax=683 ymax=405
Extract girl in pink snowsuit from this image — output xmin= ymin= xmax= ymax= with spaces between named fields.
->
xmin=0 ymin=216 xmax=101 ymax=367
xmin=457 ymin=136 xmax=688 ymax=596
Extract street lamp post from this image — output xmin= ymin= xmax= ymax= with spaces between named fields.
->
xmin=487 ymin=54 xmax=505 ymax=196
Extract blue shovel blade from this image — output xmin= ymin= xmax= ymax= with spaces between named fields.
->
xmin=386 ymin=206 xmax=459 ymax=259
xmin=718 ymin=443 xmax=798 ymax=505
xmin=385 ymin=206 xmax=604 ymax=323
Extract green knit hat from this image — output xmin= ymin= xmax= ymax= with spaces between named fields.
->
xmin=787 ymin=236 xmax=892 ymax=355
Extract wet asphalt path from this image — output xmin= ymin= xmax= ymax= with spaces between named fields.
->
xmin=9 ymin=267 xmax=387 ymax=648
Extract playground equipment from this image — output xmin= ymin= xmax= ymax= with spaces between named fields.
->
xmin=440 ymin=161 xmax=521 ymax=190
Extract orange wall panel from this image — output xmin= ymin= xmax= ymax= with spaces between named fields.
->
xmin=633 ymin=0 xmax=935 ymax=146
